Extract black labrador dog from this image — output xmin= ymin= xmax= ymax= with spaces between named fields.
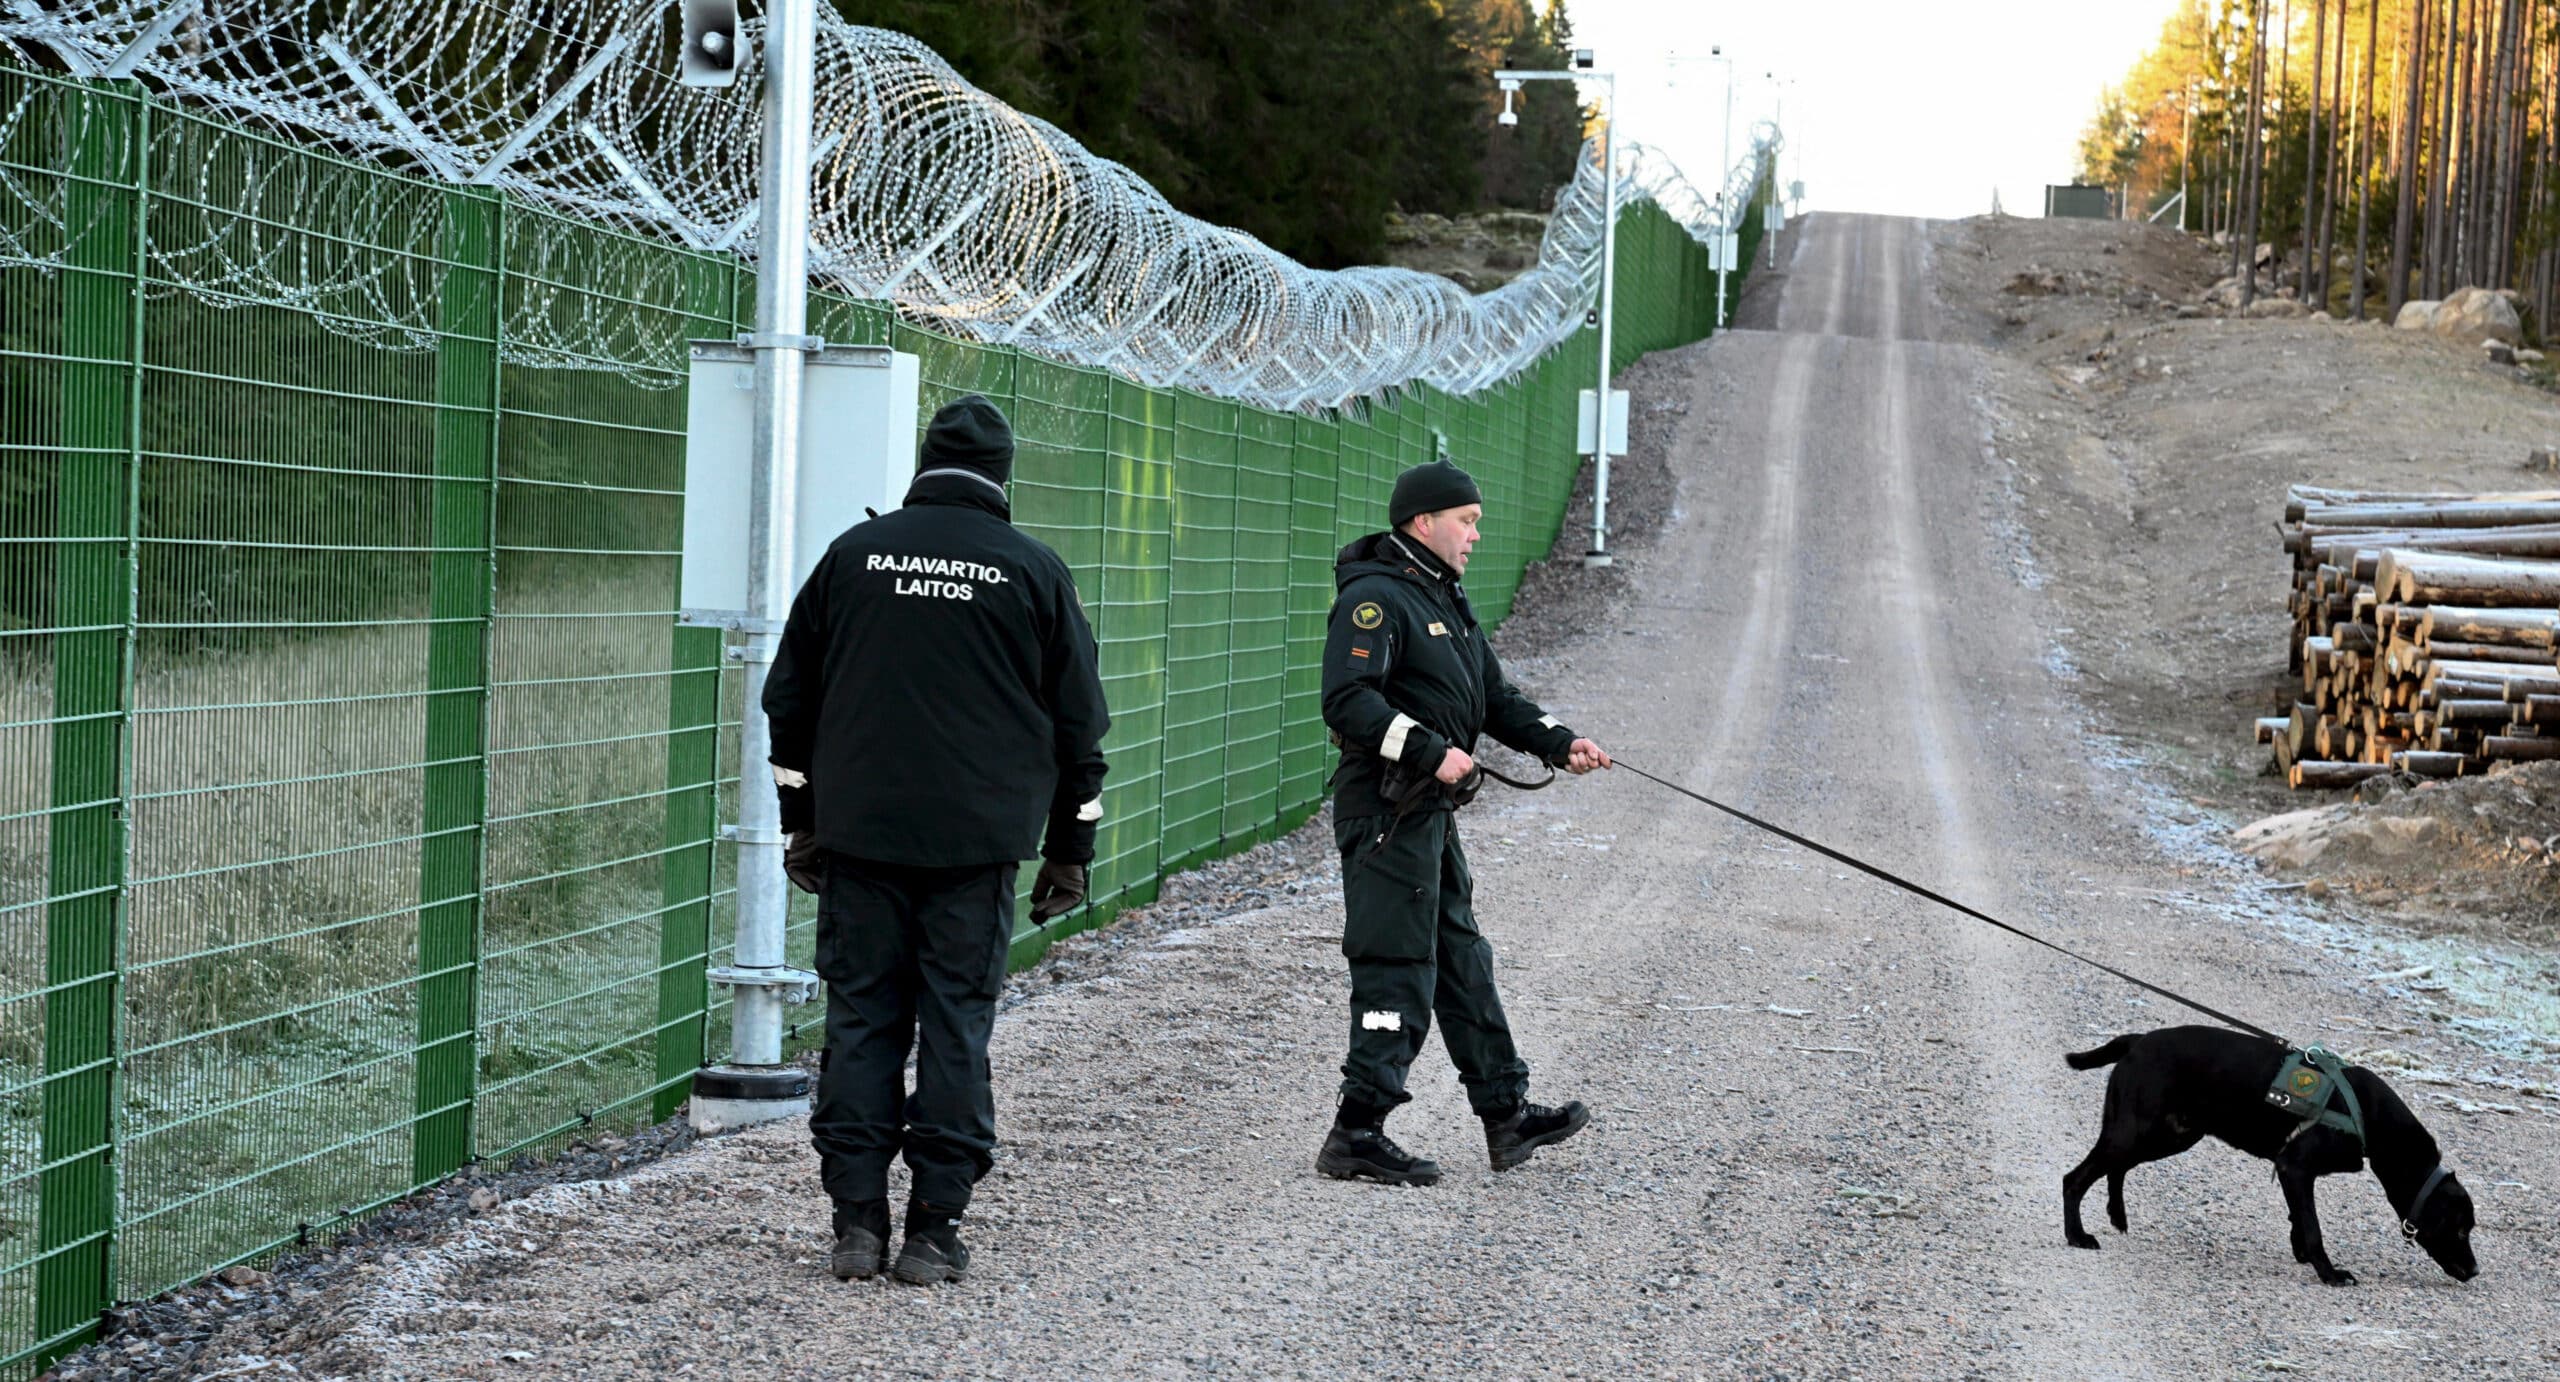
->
xmin=2062 ymin=1025 xmax=2478 ymax=1286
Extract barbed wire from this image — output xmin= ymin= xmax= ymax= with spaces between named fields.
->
xmin=1 ymin=2 xmax=1778 ymax=408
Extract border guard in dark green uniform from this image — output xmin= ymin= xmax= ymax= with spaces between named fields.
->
xmin=1316 ymin=459 xmax=1612 ymax=1186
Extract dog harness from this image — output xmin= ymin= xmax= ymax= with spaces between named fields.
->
xmin=2266 ymin=1048 xmax=2456 ymax=1245
xmin=2264 ymin=1045 xmax=2367 ymax=1144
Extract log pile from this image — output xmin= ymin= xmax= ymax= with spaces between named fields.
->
xmin=2271 ymin=485 xmax=2560 ymax=788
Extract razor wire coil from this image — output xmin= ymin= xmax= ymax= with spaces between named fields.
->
xmin=1 ymin=1 xmax=1778 ymax=407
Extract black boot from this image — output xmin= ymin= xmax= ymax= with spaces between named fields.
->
xmin=1316 ymin=1100 xmax=1443 ymax=1186
xmin=1483 ymin=1099 xmax=1590 ymax=1171
xmin=891 ymin=1201 xmax=971 ymax=1285
xmin=829 ymin=1199 xmax=890 ymax=1281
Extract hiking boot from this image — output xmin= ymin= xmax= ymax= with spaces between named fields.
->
xmin=1316 ymin=1123 xmax=1444 ymax=1186
xmin=891 ymin=1207 xmax=970 ymax=1286
xmin=1484 ymin=1099 xmax=1590 ymax=1171
xmin=829 ymin=1201 xmax=890 ymax=1281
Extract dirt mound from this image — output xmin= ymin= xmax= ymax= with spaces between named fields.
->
xmin=1931 ymin=213 xmax=2224 ymax=345
xmin=2232 ymin=761 xmax=2560 ymax=944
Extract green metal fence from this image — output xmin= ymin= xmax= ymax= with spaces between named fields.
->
xmin=0 ymin=69 xmax=1763 ymax=1371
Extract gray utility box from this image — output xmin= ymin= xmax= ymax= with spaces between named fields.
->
xmin=2044 ymin=184 xmax=2114 ymax=220
xmin=679 ymin=340 xmax=922 ymax=619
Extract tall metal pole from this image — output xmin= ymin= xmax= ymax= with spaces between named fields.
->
xmin=1715 ymin=54 xmax=1734 ymax=329
xmin=1495 ymin=62 xmax=1623 ymax=567
xmin=698 ymin=0 xmax=822 ymax=1129
xmin=1768 ymin=77 xmax=1785 ymax=268
xmin=1590 ymin=72 xmax=1617 ymax=569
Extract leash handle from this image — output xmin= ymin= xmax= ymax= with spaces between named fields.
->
xmin=1612 ymin=759 xmax=2290 ymax=1048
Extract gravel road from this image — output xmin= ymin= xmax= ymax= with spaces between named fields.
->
xmin=134 ymin=214 xmax=2560 ymax=1380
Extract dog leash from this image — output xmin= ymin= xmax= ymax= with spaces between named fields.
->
xmin=1611 ymin=759 xmax=2292 ymax=1048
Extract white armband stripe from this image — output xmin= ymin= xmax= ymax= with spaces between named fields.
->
xmin=1381 ymin=713 xmax=1422 ymax=761
xmin=1076 ymin=797 xmax=1104 ymax=823
xmin=1537 ymin=715 xmax=1562 ymax=730
xmin=772 ymin=765 xmax=809 ymax=789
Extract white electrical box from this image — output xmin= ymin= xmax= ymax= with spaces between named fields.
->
xmin=1764 ymin=203 xmax=1785 ymax=232
xmin=1576 ymin=387 xmax=1629 ymax=458
xmin=679 ymin=340 xmax=922 ymax=618
xmin=1709 ymin=232 xmax=1742 ymax=270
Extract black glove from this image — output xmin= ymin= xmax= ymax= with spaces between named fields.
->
xmin=785 ymin=831 xmax=823 ymax=895
xmin=1029 ymin=860 xmax=1089 ymax=923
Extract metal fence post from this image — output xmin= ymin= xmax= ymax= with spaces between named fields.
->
xmin=34 ymin=77 xmax=143 ymax=1368
xmin=696 ymin=0 xmax=822 ymax=1129
xmin=413 ymin=185 xmax=501 ymax=1187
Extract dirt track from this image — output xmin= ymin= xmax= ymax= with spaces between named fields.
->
xmin=159 ymin=215 xmax=2560 ymax=1379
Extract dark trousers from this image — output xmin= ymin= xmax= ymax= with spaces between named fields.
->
xmin=808 ymin=855 xmax=1018 ymax=1212
xmin=1335 ymin=810 xmax=1529 ymax=1117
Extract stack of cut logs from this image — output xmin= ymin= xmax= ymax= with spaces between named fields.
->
xmin=2268 ymin=484 xmax=2560 ymax=789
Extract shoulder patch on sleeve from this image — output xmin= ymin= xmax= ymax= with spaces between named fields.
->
xmin=1352 ymin=601 xmax=1384 ymax=631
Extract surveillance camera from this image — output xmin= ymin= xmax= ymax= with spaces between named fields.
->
xmin=1710 ymin=44 xmax=1723 ymax=56
xmin=1573 ymin=48 xmax=1595 ymax=69
xmin=1499 ymin=109 xmax=1519 ymax=127
xmin=1499 ymin=77 xmax=1520 ymax=93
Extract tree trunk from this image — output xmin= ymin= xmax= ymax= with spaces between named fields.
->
xmin=2303 ymin=0 xmax=2329 ymax=301
xmin=2529 ymin=16 xmax=2549 ymax=326
xmin=2426 ymin=0 xmax=2459 ymax=297
xmin=2484 ymin=735 xmax=2560 ymax=760
xmin=2392 ymin=0 xmax=2429 ymax=315
xmin=2291 ymin=760 xmax=2394 ymax=788
xmin=2354 ymin=0 xmax=2378 ymax=319
xmin=2298 ymin=499 xmax=2560 ymax=526
xmin=2384 ymin=550 xmax=2560 ymax=604
xmin=2417 ymin=604 xmax=2560 ymax=645
xmin=2280 ymin=0 xmax=2297 ymax=277
xmin=2241 ymin=0 xmax=2274 ymax=302
xmin=2322 ymin=1 xmax=2351 ymax=304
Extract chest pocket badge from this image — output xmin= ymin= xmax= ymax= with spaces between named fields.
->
xmin=1352 ymin=602 xmax=1384 ymax=630
xmin=1426 ymin=621 xmax=1448 ymax=637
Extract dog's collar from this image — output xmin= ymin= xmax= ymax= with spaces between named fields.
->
xmin=2402 ymin=1164 xmax=2452 ymax=1240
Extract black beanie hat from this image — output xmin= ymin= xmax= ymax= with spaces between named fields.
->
xmin=1389 ymin=459 xmax=1483 ymax=528
xmin=917 ymin=394 xmax=1015 ymax=489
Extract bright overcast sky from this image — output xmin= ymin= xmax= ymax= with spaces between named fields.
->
xmin=1566 ymin=0 xmax=2184 ymax=219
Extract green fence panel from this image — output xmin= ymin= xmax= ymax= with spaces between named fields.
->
xmin=653 ymin=255 xmax=740 ymax=1118
xmin=1225 ymin=409 xmax=1292 ymax=844
xmin=1094 ymin=378 xmax=1173 ymax=910
xmin=1281 ymin=414 xmax=1340 ymax=820
xmin=1161 ymin=393 xmax=1235 ymax=872
xmin=1007 ymin=356 xmax=1113 ymax=956
xmin=115 ymin=102 xmax=444 ymax=1306
xmin=477 ymin=201 xmax=702 ymax=1161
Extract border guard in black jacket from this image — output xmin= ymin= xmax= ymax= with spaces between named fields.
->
xmin=765 ymin=395 xmax=1109 ymax=1284
xmin=1317 ymin=458 xmax=1612 ymax=1186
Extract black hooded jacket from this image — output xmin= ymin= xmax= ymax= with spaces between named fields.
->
xmin=1320 ymin=531 xmax=1576 ymax=819
xmin=764 ymin=453 xmax=1110 ymax=868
